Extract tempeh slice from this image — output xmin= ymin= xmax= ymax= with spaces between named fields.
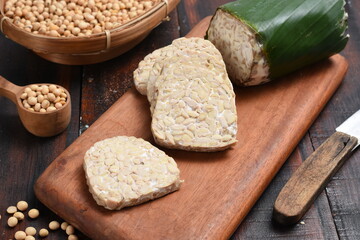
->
xmin=134 ymin=45 xmax=174 ymax=95
xmin=134 ymin=37 xmax=223 ymax=96
xmin=151 ymin=57 xmax=237 ymax=152
xmin=147 ymin=49 xmax=230 ymax=114
xmin=83 ymin=136 xmax=182 ymax=210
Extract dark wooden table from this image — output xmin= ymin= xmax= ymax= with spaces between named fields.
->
xmin=1 ymin=0 xmax=359 ymax=239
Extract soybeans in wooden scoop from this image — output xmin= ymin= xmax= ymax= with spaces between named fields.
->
xmin=0 ymin=75 xmax=71 ymax=137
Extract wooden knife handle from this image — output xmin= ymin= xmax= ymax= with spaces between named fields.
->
xmin=273 ymin=131 xmax=358 ymax=225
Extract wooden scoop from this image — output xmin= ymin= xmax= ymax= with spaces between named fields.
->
xmin=0 ymin=75 xmax=71 ymax=137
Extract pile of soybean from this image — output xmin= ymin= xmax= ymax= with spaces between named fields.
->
xmin=3 ymin=200 xmax=78 ymax=240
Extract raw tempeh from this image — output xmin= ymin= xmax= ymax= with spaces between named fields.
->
xmin=134 ymin=37 xmax=237 ymax=152
xmin=134 ymin=37 xmax=223 ymax=96
xmin=206 ymin=0 xmax=348 ymax=86
xmin=151 ymin=56 xmax=237 ymax=152
xmin=147 ymin=46 xmax=230 ymax=114
xmin=83 ymin=136 xmax=182 ymax=210
xmin=207 ymin=10 xmax=269 ymax=86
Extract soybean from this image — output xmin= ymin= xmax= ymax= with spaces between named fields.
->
xmin=39 ymin=228 xmax=49 ymax=237
xmin=16 ymin=200 xmax=29 ymax=211
xmin=19 ymin=84 xmax=68 ymax=112
xmin=4 ymin=0 xmax=159 ymax=37
xmin=25 ymin=226 xmax=37 ymax=236
xmin=7 ymin=206 xmax=17 ymax=214
xmin=14 ymin=231 xmax=26 ymax=240
xmin=49 ymin=220 xmax=60 ymax=230
xmin=13 ymin=211 xmax=25 ymax=220
xmin=7 ymin=216 xmax=18 ymax=227
xmin=28 ymin=208 xmax=39 ymax=219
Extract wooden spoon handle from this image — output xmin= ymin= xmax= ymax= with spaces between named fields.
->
xmin=0 ymin=75 xmax=22 ymax=104
xmin=273 ymin=131 xmax=358 ymax=225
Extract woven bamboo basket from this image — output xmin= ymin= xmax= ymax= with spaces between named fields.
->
xmin=0 ymin=0 xmax=179 ymax=65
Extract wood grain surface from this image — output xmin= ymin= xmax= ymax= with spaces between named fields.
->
xmin=34 ymin=17 xmax=348 ymax=239
xmin=1 ymin=0 xmax=360 ymax=240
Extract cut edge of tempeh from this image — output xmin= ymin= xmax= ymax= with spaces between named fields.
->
xmin=207 ymin=10 xmax=269 ymax=86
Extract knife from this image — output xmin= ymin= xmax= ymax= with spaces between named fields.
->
xmin=273 ymin=109 xmax=360 ymax=225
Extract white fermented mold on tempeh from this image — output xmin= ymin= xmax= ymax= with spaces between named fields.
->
xmin=207 ymin=10 xmax=269 ymax=86
xmin=134 ymin=37 xmax=238 ymax=152
xmin=83 ymin=136 xmax=182 ymax=210
xmin=134 ymin=37 xmax=223 ymax=95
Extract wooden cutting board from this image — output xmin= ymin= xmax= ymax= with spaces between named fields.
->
xmin=34 ymin=17 xmax=348 ymax=240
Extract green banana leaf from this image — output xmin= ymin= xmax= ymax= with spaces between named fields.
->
xmin=217 ymin=0 xmax=348 ymax=79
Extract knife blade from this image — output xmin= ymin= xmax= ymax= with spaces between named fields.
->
xmin=336 ymin=109 xmax=360 ymax=148
xmin=273 ymin=110 xmax=359 ymax=225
